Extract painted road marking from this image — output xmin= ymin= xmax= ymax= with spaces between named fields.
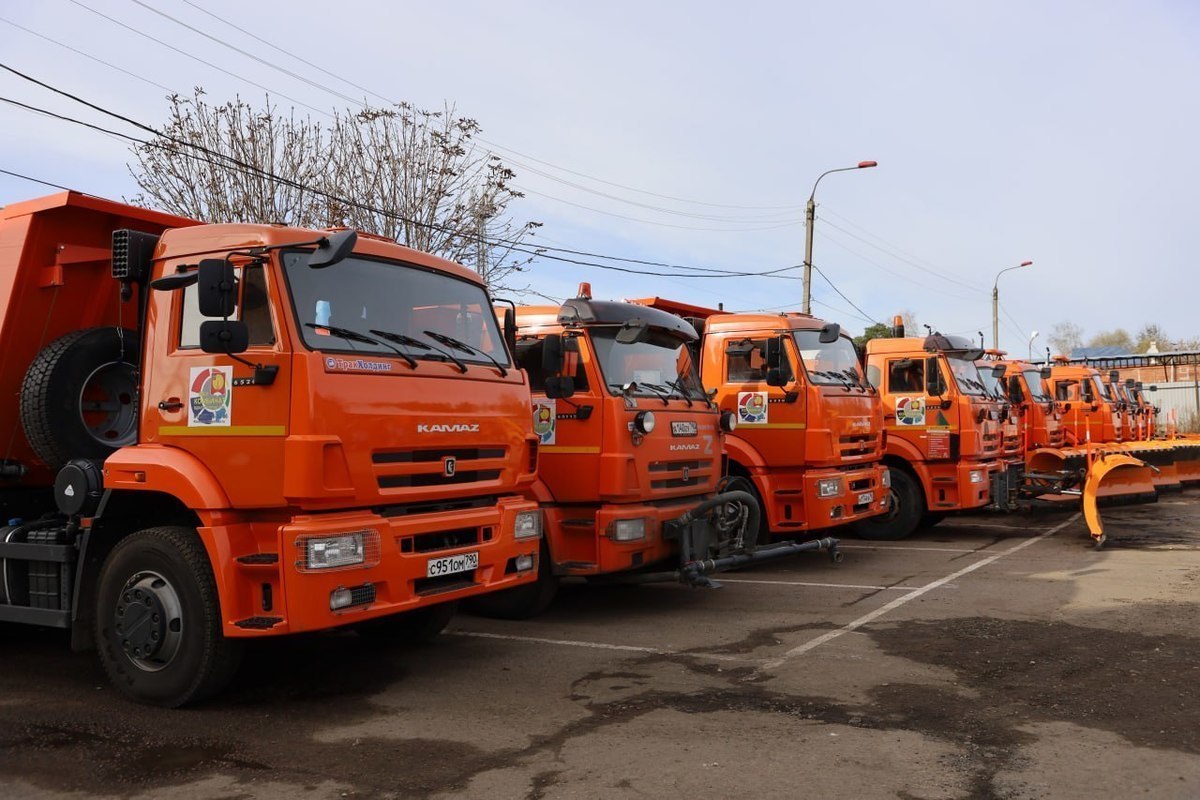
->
xmin=759 ymin=513 xmax=1081 ymax=671
xmin=448 ymin=630 xmax=749 ymax=663
xmin=838 ymin=544 xmax=980 ymax=554
xmin=716 ymin=578 xmax=935 ymax=591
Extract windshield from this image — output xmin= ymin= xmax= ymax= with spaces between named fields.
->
xmin=946 ymin=355 xmax=986 ymax=395
xmin=1092 ymin=376 xmax=1112 ymax=402
xmin=977 ymin=365 xmax=1006 ymax=399
xmin=589 ymin=328 xmax=705 ymax=401
xmin=282 ymin=251 xmax=509 ymax=366
xmin=792 ymin=330 xmax=866 ymax=387
xmin=1021 ymin=369 xmax=1051 ymax=402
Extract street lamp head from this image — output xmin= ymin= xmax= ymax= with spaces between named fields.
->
xmin=1019 ymin=260 xmax=1033 ymax=267
xmin=857 ymin=160 xmax=878 ymax=169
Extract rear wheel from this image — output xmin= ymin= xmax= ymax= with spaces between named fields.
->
xmin=94 ymin=527 xmax=243 ymax=707
xmin=466 ymin=539 xmax=558 ymax=620
xmin=355 ymin=602 xmax=458 ymax=645
xmin=853 ymin=468 xmax=923 ymax=541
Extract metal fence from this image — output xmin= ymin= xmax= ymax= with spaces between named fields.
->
xmin=1146 ymin=381 xmax=1200 ymax=432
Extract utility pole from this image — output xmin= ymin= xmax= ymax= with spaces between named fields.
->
xmin=802 ymin=161 xmax=876 ymax=315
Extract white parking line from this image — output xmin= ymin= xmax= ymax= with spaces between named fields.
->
xmin=838 ymin=544 xmax=980 ymax=554
xmin=759 ymin=513 xmax=1080 ymax=670
xmin=716 ymin=578 xmax=931 ymax=591
xmin=447 ymin=630 xmax=748 ymax=663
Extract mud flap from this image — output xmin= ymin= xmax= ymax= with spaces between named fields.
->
xmin=1083 ymin=454 xmax=1156 ymax=547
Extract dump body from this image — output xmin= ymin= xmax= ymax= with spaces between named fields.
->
xmin=694 ymin=311 xmax=889 ymax=534
xmin=0 ymin=193 xmax=541 ymax=703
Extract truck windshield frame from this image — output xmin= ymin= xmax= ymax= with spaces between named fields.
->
xmin=792 ymin=330 xmax=865 ymax=387
xmin=945 ymin=355 xmax=986 ymax=396
xmin=1021 ymin=369 xmax=1052 ymax=402
xmin=281 ymin=250 xmax=510 ymax=367
xmin=1092 ymin=376 xmax=1113 ymax=402
xmin=589 ymin=327 xmax=706 ymax=401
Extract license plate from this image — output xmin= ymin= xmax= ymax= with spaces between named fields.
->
xmin=426 ymin=551 xmax=479 ymax=578
xmin=671 ymin=420 xmax=698 ymax=436
xmin=857 ymin=491 xmax=875 ymax=505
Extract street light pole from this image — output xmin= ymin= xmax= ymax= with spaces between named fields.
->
xmin=802 ymin=160 xmax=877 ymax=314
xmin=991 ymin=260 xmax=1033 ymax=350
xmin=1028 ymin=330 xmax=1039 ymax=363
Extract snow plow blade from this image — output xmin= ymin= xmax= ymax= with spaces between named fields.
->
xmin=1083 ymin=454 xmax=1157 ymax=547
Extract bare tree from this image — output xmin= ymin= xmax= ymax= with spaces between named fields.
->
xmin=1047 ymin=321 xmax=1083 ymax=357
xmin=1087 ymin=328 xmax=1134 ymax=351
xmin=128 ymin=91 xmax=541 ymax=293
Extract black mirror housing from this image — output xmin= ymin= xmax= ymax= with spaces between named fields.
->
xmin=503 ymin=307 xmax=517 ymax=359
xmin=197 ymin=259 xmax=237 ymax=318
xmin=615 ymin=319 xmax=648 ymax=345
xmin=765 ymin=336 xmax=783 ymax=369
xmin=544 ymin=375 xmax=576 ymax=399
xmin=309 ymin=230 xmax=358 ymax=269
xmin=199 ymin=319 xmax=249 ymax=354
xmin=542 ymin=333 xmax=565 ymax=375
xmin=818 ymin=322 xmax=841 ymax=344
xmin=765 ymin=368 xmax=787 ymax=387
xmin=1040 ymin=367 xmax=1052 ymax=379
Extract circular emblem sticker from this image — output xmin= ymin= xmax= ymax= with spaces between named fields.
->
xmin=738 ymin=391 xmax=768 ymax=424
xmin=189 ymin=366 xmax=232 ymax=426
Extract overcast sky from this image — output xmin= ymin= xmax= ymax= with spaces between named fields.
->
xmin=2 ymin=0 xmax=1197 ymax=353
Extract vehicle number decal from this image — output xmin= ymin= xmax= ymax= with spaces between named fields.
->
xmin=426 ymin=551 xmax=479 ymax=578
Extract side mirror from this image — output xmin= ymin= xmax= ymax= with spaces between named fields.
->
xmin=1008 ymin=375 xmax=1024 ymax=403
xmin=925 ymin=357 xmax=945 ymax=396
xmin=765 ymin=336 xmax=783 ymax=369
xmin=615 ymin=319 xmax=648 ymax=345
xmin=818 ymin=322 xmax=841 ymax=344
xmin=1125 ymin=378 xmax=1136 ymax=387
xmin=1109 ymin=370 xmax=1120 ymax=383
xmin=991 ymin=365 xmax=1006 ymax=379
xmin=197 ymin=259 xmax=237 ymax=318
xmin=199 ymin=319 xmax=249 ymax=354
xmin=765 ymin=368 xmax=787 ymax=387
xmin=1040 ymin=367 xmax=1052 ymax=379
xmin=1149 ymin=385 xmax=1159 ymax=392
xmin=503 ymin=307 xmax=517 ymax=359
xmin=542 ymin=333 xmax=565 ymax=374
xmin=544 ymin=375 xmax=576 ymax=400
xmin=308 ymin=229 xmax=358 ymax=269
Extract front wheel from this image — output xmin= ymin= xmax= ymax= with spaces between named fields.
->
xmin=94 ymin=527 xmax=243 ymax=707
xmin=852 ymin=469 xmax=924 ymax=541
xmin=466 ymin=539 xmax=557 ymax=620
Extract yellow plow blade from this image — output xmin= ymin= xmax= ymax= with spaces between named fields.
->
xmin=1083 ymin=454 xmax=1157 ymax=546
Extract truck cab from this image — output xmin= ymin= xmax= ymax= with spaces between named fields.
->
xmin=694 ymin=311 xmax=889 ymax=536
xmin=1047 ymin=363 xmax=1121 ymax=444
xmin=859 ymin=332 xmax=1004 ymax=538
xmin=0 ymin=192 xmax=542 ymax=705
xmin=991 ymin=359 xmax=1064 ymax=450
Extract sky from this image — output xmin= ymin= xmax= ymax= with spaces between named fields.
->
xmin=2 ymin=0 xmax=1198 ymax=355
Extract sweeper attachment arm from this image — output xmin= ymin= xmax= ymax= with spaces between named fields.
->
xmin=1023 ymin=448 xmax=1157 ymax=547
xmin=1081 ymin=452 xmax=1158 ymax=547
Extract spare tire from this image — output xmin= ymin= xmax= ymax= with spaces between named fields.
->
xmin=20 ymin=328 xmax=140 ymax=470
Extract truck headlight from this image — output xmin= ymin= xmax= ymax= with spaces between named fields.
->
xmin=298 ymin=530 xmax=378 ymax=571
xmin=514 ymin=510 xmax=543 ymax=540
xmin=969 ymin=470 xmax=984 ymax=484
xmin=880 ymin=468 xmax=891 ymax=488
xmin=610 ymin=518 xmax=647 ymax=542
xmin=634 ymin=410 xmax=656 ymax=434
xmin=720 ymin=410 xmax=737 ymax=432
xmin=816 ymin=478 xmax=843 ymax=498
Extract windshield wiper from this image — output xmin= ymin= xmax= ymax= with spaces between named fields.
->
xmin=633 ymin=381 xmax=673 ymax=406
xmin=813 ymin=370 xmax=852 ymax=392
xmin=665 ymin=376 xmax=695 ymax=407
xmin=422 ymin=330 xmax=508 ymax=377
xmin=367 ymin=328 xmax=444 ymax=369
xmin=304 ymin=323 xmax=421 ymax=367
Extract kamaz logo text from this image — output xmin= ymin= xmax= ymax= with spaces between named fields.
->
xmin=669 ymin=443 xmax=702 ymax=451
xmin=417 ymin=424 xmax=480 ymax=433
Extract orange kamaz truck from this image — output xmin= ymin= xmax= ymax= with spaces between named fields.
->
xmin=0 ymin=192 xmax=542 ymax=705
xmin=472 ymin=286 xmax=840 ymax=618
xmin=632 ymin=300 xmax=890 ymax=539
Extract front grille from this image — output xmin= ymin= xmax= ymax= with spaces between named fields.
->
xmin=648 ymin=458 xmax=712 ymax=492
xmin=849 ymin=477 xmax=873 ymax=492
xmin=400 ymin=527 xmax=483 ymax=554
xmin=838 ymin=434 xmax=879 ymax=458
xmin=379 ymin=470 xmax=501 ymax=489
xmin=378 ymin=495 xmax=497 ymax=518
xmin=374 ymin=445 xmax=507 ymax=491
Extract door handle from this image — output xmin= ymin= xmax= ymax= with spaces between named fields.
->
xmin=158 ymin=397 xmax=183 ymax=412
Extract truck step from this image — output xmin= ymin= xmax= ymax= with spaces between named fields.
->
xmin=236 ymin=553 xmax=279 ymax=565
xmin=233 ymin=616 xmax=284 ymax=630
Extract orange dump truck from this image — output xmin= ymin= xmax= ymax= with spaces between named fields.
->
xmin=0 ymin=192 xmax=542 ymax=705
xmin=472 ymin=286 xmax=841 ymax=618
xmin=633 ymin=300 xmax=889 ymax=538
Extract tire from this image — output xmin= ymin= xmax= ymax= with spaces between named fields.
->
xmin=466 ymin=539 xmax=558 ymax=620
xmin=852 ymin=468 xmax=924 ymax=541
xmin=355 ymin=601 xmax=458 ymax=645
xmin=922 ymin=512 xmax=947 ymax=528
xmin=94 ymin=527 xmax=243 ymax=708
xmin=721 ymin=474 xmax=768 ymax=546
xmin=20 ymin=328 xmax=140 ymax=471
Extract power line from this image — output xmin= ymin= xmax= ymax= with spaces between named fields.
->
xmin=812 ymin=264 xmax=883 ymax=325
xmin=0 ymin=168 xmax=71 ymax=192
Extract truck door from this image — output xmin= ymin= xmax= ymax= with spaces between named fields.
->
xmin=144 ymin=261 xmax=292 ymax=507
xmin=724 ymin=336 xmax=804 ymax=448
xmin=885 ymin=356 xmax=954 ymax=460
